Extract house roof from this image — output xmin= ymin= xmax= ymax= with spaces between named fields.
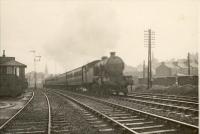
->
xmin=177 ymin=62 xmax=188 ymax=69
xmin=190 ymin=62 xmax=198 ymax=68
xmin=165 ymin=62 xmax=179 ymax=69
xmin=0 ymin=57 xmax=15 ymax=64
xmin=0 ymin=60 xmax=26 ymax=67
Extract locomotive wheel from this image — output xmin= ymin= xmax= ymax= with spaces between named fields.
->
xmin=91 ymin=84 xmax=100 ymax=96
xmin=123 ymin=92 xmax=127 ymax=96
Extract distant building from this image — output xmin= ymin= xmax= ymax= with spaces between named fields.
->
xmin=155 ymin=62 xmax=174 ymax=77
xmin=25 ymin=72 xmax=45 ymax=88
xmin=190 ymin=62 xmax=198 ymax=75
xmin=177 ymin=61 xmax=188 ymax=75
xmin=123 ymin=53 xmax=198 ymax=78
xmin=123 ymin=64 xmax=137 ymax=76
xmin=155 ymin=60 xmax=198 ymax=77
xmin=0 ymin=50 xmax=26 ymax=79
xmin=0 ymin=50 xmax=27 ymax=96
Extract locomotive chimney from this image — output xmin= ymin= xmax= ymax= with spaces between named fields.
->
xmin=101 ymin=56 xmax=108 ymax=60
xmin=110 ymin=52 xmax=116 ymax=57
xmin=2 ymin=50 xmax=5 ymax=57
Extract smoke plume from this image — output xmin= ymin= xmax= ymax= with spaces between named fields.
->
xmin=44 ymin=4 xmax=119 ymax=70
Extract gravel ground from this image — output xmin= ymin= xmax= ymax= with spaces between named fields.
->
xmin=133 ymin=84 xmax=198 ymax=97
xmin=60 ymin=90 xmax=198 ymax=126
xmin=47 ymin=92 xmax=106 ymax=134
xmin=0 ymin=90 xmax=33 ymax=126
xmin=1 ymin=89 xmax=49 ymax=133
xmin=105 ymin=97 xmax=198 ymax=126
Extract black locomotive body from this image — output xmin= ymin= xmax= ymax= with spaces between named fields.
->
xmin=45 ymin=52 xmax=129 ymax=95
xmin=0 ymin=51 xmax=27 ymax=97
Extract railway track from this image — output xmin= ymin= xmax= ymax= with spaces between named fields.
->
xmin=47 ymin=90 xmax=116 ymax=134
xmin=1 ymin=89 xmax=111 ymax=134
xmin=129 ymin=92 xmax=198 ymax=103
xmin=112 ymin=95 xmax=198 ymax=116
xmin=53 ymin=90 xmax=199 ymax=134
xmin=109 ymin=95 xmax=198 ymax=125
xmin=45 ymin=92 xmax=76 ymax=133
xmin=0 ymin=91 xmax=34 ymax=133
xmin=126 ymin=94 xmax=198 ymax=109
xmin=0 ymin=90 xmax=50 ymax=134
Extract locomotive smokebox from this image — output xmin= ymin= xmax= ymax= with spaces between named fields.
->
xmin=110 ymin=52 xmax=116 ymax=57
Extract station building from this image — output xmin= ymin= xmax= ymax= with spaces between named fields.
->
xmin=0 ymin=50 xmax=27 ymax=96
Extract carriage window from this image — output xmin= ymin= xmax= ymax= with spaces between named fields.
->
xmin=7 ymin=67 xmax=13 ymax=74
xmin=15 ymin=67 xmax=20 ymax=76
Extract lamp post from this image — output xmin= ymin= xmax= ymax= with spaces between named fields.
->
xmin=30 ymin=50 xmax=41 ymax=89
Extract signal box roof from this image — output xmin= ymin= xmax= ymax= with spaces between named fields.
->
xmin=0 ymin=60 xmax=27 ymax=67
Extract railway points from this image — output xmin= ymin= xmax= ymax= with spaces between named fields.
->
xmin=51 ymin=89 xmax=199 ymax=134
xmin=129 ymin=92 xmax=198 ymax=103
xmin=0 ymin=91 xmax=34 ymax=128
xmin=0 ymin=90 xmax=49 ymax=133
xmin=1 ymin=2 xmax=199 ymax=134
xmin=45 ymin=90 xmax=102 ymax=134
xmin=109 ymin=95 xmax=198 ymax=125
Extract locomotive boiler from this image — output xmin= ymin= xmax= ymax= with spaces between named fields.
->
xmin=44 ymin=52 xmax=129 ymax=95
xmin=92 ymin=52 xmax=127 ymax=95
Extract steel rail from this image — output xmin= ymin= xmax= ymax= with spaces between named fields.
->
xmin=127 ymin=95 xmax=199 ymax=106
xmin=0 ymin=91 xmax=34 ymax=130
xmin=52 ymin=91 xmax=140 ymax=134
xmin=64 ymin=91 xmax=198 ymax=133
xmin=114 ymin=96 xmax=198 ymax=115
xmin=43 ymin=92 xmax=51 ymax=134
xmin=129 ymin=92 xmax=198 ymax=102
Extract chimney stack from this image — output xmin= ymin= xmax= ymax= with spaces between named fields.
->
xmin=3 ymin=50 xmax=5 ymax=57
xmin=110 ymin=52 xmax=116 ymax=57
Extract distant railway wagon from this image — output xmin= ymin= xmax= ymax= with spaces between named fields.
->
xmin=0 ymin=51 xmax=27 ymax=97
xmin=178 ymin=76 xmax=198 ymax=86
xmin=153 ymin=77 xmax=176 ymax=86
xmin=45 ymin=52 xmax=130 ymax=95
xmin=138 ymin=75 xmax=198 ymax=86
xmin=45 ymin=73 xmax=66 ymax=88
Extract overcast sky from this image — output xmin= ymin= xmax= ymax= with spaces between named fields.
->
xmin=0 ymin=0 xmax=199 ymax=74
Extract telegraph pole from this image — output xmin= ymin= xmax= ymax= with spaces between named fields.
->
xmin=143 ymin=60 xmax=145 ymax=78
xmin=144 ymin=29 xmax=155 ymax=89
xmin=30 ymin=50 xmax=36 ymax=89
xmin=34 ymin=57 xmax=36 ymax=89
xmin=34 ymin=55 xmax=41 ymax=89
xmin=188 ymin=52 xmax=190 ymax=75
xmin=148 ymin=29 xmax=152 ymax=88
xmin=30 ymin=50 xmax=41 ymax=89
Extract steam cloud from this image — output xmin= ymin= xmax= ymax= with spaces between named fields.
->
xmin=44 ymin=5 xmax=119 ymax=70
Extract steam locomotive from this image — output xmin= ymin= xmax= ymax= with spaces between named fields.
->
xmin=45 ymin=52 xmax=131 ymax=95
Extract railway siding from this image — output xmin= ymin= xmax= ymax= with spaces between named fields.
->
xmin=109 ymin=94 xmax=198 ymax=125
xmin=129 ymin=92 xmax=198 ymax=103
xmin=0 ymin=91 xmax=34 ymax=130
xmin=0 ymin=90 xmax=49 ymax=134
xmin=54 ymin=90 xmax=198 ymax=134
xmin=46 ymin=90 xmax=105 ymax=134
xmin=0 ymin=91 xmax=33 ymax=126
xmin=113 ymin=96 xmax=198 ymax=116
